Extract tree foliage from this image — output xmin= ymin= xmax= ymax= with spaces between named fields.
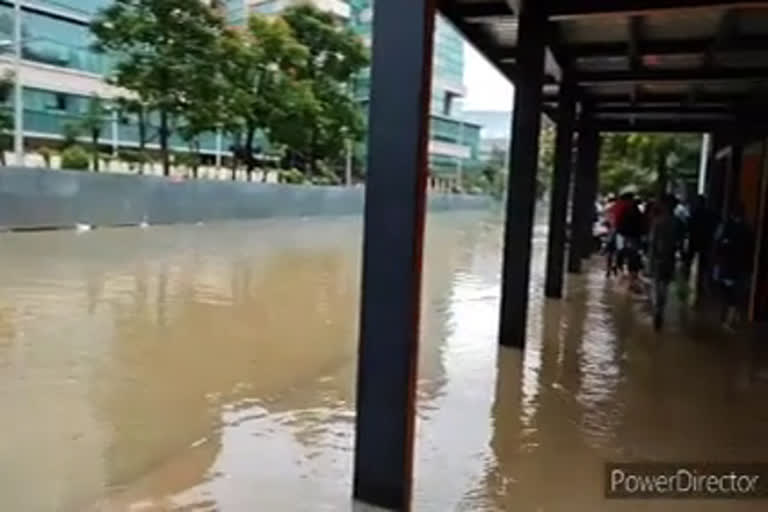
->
xmin=218 ymin=15 xmax=313 ymax=179
xmin=538 ymin=122 xmax=555 ymax=198
xmin=92 ymin=0 xmax=225 ymax=176
xmin=281 ymin=5 xmax=368 ymax=176
xmin=598 ymin=133 xmax=701 ymax=197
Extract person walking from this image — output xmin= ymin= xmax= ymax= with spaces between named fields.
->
xmin=685 ymin=195 xmax=718 ymax=288
xmin=713 ymin=203 xmax=754 ymax=331
xmin=649 ymin=195 xmax=682 ymax=331
xmin=616 ymin=188 xmax=646 ymax=292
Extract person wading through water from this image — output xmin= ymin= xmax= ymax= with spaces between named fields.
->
xmin=713 ymin=202 xmax=754 ymax=331
xmin=649 ymin=195 xmax=683 ymax=331
xmin=615 ymin=188 xmax=646 ymax=292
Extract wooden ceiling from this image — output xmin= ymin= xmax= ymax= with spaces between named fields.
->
xmin=439 ymin=0 xmax=768 ymax=131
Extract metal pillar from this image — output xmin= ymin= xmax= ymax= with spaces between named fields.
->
xmin=567 ymin=110 xmax=597 ymax=274
xmin=498 ymin=0 xmax=547 ymax=348
xmin=352 ymin=0 xmax=435 ymax=509
xmin=345 ymin=139 xmax=353 ymax=186
xmin=723 ymin=142 xmax=743 ymax=218
xmin=13 ymin=0 xmax=24 ymax=166
xmin=111 ymin=109 xmax=119 ymax=158
xmin=215 ymin=127 xmax=223 ymax=171
xmin=749 ymin=143 xmax=768 ymax=321
xmin=698 ymin=133 xmax=712 ymax=195
xmin=544 ymin=80 xmax=576 ymax=298
xmin=581 ymin=131 xmax=601 ymax=259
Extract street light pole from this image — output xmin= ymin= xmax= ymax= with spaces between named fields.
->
xmin=345 ymin=138 xmax=352 ymax=186
xmin=13 ymin=0 xmax=23 ymax=166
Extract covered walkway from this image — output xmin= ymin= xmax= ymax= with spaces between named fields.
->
xmin=353 ymin=0 xmax=768 ymax=509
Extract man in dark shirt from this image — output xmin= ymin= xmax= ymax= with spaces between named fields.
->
xmin=685 ymin=195 xmax=718 ymax=281
xmin=650 ymin=195 xmax=683 ymax=330
xmin=714 ymin=203 xmax=754 ymax=331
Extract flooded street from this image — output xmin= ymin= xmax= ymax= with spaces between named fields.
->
xmin=1 ymin=212 xmax=768 ymax=511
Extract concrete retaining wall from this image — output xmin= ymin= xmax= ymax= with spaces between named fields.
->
xmin=0 ymin=167 xmax=490 ymax=229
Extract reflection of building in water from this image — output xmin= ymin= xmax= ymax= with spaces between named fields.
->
xmin=91 ymin=245 xmax=359 ymax=490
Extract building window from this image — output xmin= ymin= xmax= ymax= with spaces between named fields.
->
xmin=443 ymin=92 xmax=458 ymax=117
xmin=55 ymin=93 xmax=67 ymax=111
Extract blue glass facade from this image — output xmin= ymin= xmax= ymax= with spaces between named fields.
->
xmin=0 ymin=0 xmax=232 ymax=155
xmin=347 ymin=0 xmax=480 ymax=176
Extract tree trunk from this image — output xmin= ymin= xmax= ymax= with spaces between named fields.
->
xmin=160 ymin=109 xmax=170 ymax=177
xmin=656 ymin=151 xmax=668 ymax=201
xmin=262 ymin=164 xmax=269 ymax=183
xmin=92 ymin=129 xmax=100 ymax=172
xmin=244 ymin=126 xmax=256 ymax=183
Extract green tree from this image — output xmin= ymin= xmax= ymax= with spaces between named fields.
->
xmin=92 ymin=0 xmax=225 ymax=177
xmin=538 ymin=122 xmax=555 ymax=198
xmin=281 ymin=4 xmax=368 ymax=178
xmin=598 ymin=133 xmax=700 ymax=197
xmin=219 ymin=16 xmax=313 ymax=181
xmin=79 ymin=96 xmax=107 ymax=172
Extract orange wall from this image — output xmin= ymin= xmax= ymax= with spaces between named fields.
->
xmin=741 ymin=143 xmax=763 ymax=227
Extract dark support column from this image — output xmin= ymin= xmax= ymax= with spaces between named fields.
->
xmin=567 ymin=109 xmax=597 ymax=274
xmin=544 ymin=80 xmax=576 ymax=298
xmin=723 ymin=142 xmax=743 ymax=218
xmin=352 ymin=0 xmax=435 ymax=509
xmin=499 ymin=0 xmax=547 ymax=348
xmin=580 ymin=131 xmax=601 ymax=259
xmin=749 ymin=143 xmax=768 ymax=321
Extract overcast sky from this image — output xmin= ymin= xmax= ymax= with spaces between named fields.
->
xmin=463 ymin=42 xmax=513 ymax=112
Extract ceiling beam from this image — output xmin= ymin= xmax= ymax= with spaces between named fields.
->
xmin=456 ymin=1 xmax=515 ymax=21
xmin=706 ymin=9 xmax=741 ymax=67
xmin=628 ymin=16 xmax=644 ymax=71
xmin=591 ymin=118 xmax=732 ymax=132
xmin=595 ymin=105 xmax=731 ymax=114
xmin=543 ymin=91 xmax=749 ymax=106
xmin=548 ymin=1 xmax=768 ymax=20
xmin=575 ymin=67 xmax=768 ymax=84
xmin=569 ymin=35 xmax=768 ymax=59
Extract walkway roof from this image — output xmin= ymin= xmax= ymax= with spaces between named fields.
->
xmin=439 ymin=0 xmax=768 ymax=132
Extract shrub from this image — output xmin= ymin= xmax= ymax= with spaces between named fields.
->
xmin=279 ymin=168 xmax=305 ymax=184
xmin=60 ymin=145 xmax=90 ymax=170
xmin=120 ymin=150 xmax=151 ymax=171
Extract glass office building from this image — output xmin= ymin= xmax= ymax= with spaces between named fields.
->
xmin=0 ymin=0 xmax=479 ymax=173
xmin=347 ymin=0 xmax=481 ymax=177
xmin=0 ymin=0 xmax=227 ymax=158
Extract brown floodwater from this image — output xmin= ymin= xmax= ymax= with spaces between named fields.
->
xmin=1 ymin=212 xmax=767 ymax=511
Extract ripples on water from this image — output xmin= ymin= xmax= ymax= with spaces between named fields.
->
xmin=1 ymin=213 xmax=768 ymax=511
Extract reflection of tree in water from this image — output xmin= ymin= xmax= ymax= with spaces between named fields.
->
xmin=89 ymin=245 xmax=358 ymax=493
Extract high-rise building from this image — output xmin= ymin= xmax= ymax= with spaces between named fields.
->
xmin=0 ymin=0 xmax=227 ymax=165
xmin=347 ymin=0 xmax=481 ymax=181
xmin=0 ymin=0 xmax=479 ymax=181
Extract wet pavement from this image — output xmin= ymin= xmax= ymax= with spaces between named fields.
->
xmin=0 ymin=212 xmax=767 ymax=511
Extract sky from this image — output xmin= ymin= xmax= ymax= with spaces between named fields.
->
xmin=462 ymin=42 xmax=513 ymax=112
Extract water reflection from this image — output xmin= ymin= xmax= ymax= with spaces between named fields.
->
xmin=1 ymin=213 xmax=768 ymax=511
